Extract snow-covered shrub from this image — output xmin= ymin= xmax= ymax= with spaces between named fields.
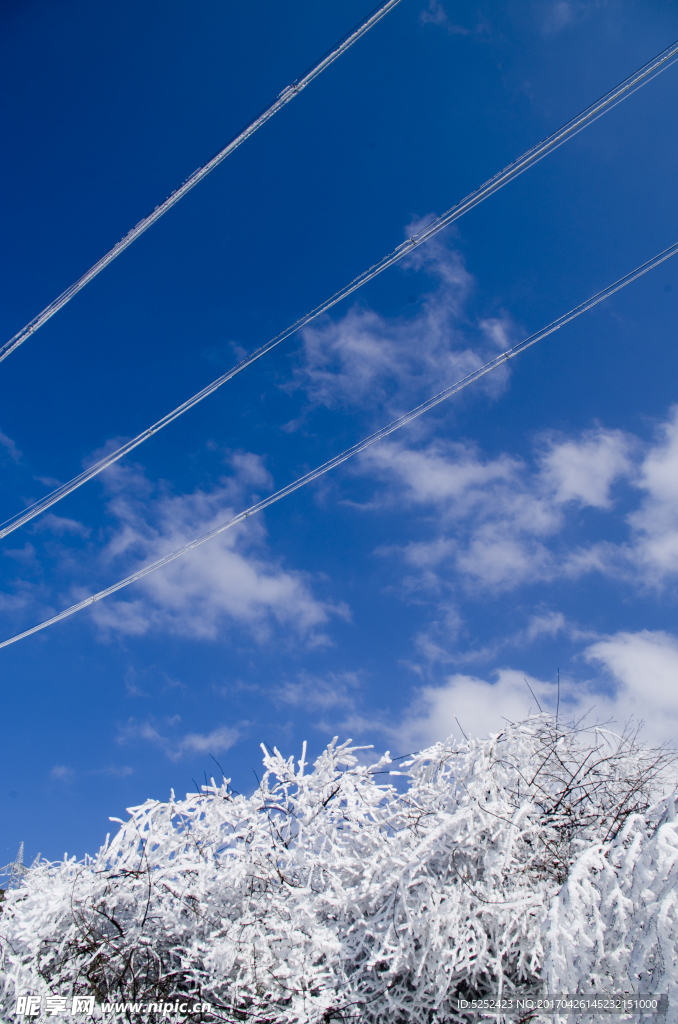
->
xmin=545 ymin=796 xmax=678 ymax=1009
xmin=0 ymin=717 xmax=675 ymax=1023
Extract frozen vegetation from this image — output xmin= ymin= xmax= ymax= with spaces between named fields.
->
xmin=1 ymin=715 xmax=677 ymax=1022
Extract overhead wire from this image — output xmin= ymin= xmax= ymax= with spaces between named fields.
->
xmin=2 ymin=236 xmax=677 ymax=650
xmin=2 ymin=34 xmax=678 ymax=541
xmin=0 ymin=0 xmax=403 ymax=365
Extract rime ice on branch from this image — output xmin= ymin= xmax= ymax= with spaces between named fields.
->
xmin=1 ymin=717 xmax=676 ymax=1023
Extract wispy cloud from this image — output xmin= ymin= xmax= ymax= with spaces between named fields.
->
xmin=0 ymin=429 xmax=21 ymax=463
xmin=266 ymin=623 xmax=678 ymax=756
xmin=366 ymin=436 xmax=558 ymax=592
xmin=276 ymin=671 xmax=362 ymax=713
xmin=0 ymin=582 xmax=44 ymax=615
xmin=31 ymin=512 xmax=90 ymax=537
xmin=89 ymin=451 xmax=347 ymax=644
xmin=419 ymin=1 xmax=488 ymax=35
xmin=117 ymin=716 xmax=240 ymax=762
xmin=0 ymin=447 xmax=347 ymax=646
xmin=526 ymin=610 xmax=567 ymax=641
xmin=357 ymin=411 xmax=678 ymax=598
xmin=541 ymin=1 xmax=575 ymax=34
xmin=537 ymin=0 xmax=604 ymax=36
xmin=287 ymin=228 xmax=513 ymax=421
xmin=412 ymin=607 xmax=568 ymax=670
xmin=420 ymin=1 xmax=448 ymax=27
xmin=91 ymin=765 xmax=135 ymax=778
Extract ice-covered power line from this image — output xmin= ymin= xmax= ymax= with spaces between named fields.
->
xmin=2 ymin=237 xmax=677 ymax=651
xmin=0 ymin=0 xmax=403 ymax=365
xmin=3 ymin=36 xmax=678 ymax=541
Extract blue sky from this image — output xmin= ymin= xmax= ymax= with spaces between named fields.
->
xmin=2 ymin=0 xmax=678 ymax=867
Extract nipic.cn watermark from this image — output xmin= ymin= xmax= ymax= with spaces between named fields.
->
xmin=12 ymin=996 xmax=212 ymax=1017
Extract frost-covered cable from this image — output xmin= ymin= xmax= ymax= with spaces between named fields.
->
xmin=2 ymin=237 xmax=677 ymax=650
xmin=2 ymin=35 xmax=678 ymax=538
xmin=0 ymin=0 xmax=403 ymax=365
xmin=5 ymin=27 xmax=678 ymax=373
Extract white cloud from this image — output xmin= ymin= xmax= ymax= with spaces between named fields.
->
xmin=366 ymin=437 xmax=561 ymax=591
xmin=95 ymin=541 xmax=338 ymax=642
xmin=92 ymin=765 xmax=134 ymax=777
xmin=276 ymin=671 xmax=362 ymax=712
xmin=420 ymin=0 xmax=448 ymax=26
xmin=419 ymin=1 xmax=486 ymax=34
xmin=537 ymin=0 xmax=600 ymax=36
xmin=542 ymin=1 xmax=574 ymax=33
xmin=359 ymin=412 xmax=678 ymax=595
xmin=86 ymin=451 xmax=346 ymax=643
xmin=627 ymin=407 xmax=678 ymax=582
xmin=410 ymin=608 xmax=568 ymax=671
xmin=177 ymin=725 xmax=240 ymax=757
xmin=0 ymin=585 xmax=39 ymax=614
xmin=412 ymin=604 xmax=464 ymax=663
xmin=124 ymin=667 xmax=148 ymax=697
xmin=396 ymin=668 xmax=554 ymax=749
xmin=32 ymin=512 xmax=90 ymax=537
xmin=0 ymin=445 xmax=347 ymax=647
xmin=455 ymin=531 xmax=552 ymax=589
xmin=538 ymin=428 xmax=632 ymax=508
xmin=50 ymin=765 xmax=74 ymax=781
xmin=0 ymin=429 xmax=21 ymax=463
xmin=10 ymin=404 xmax=673 ymax=660
xmin=525 ymin=610 xmax=567 ymax=641
xmin=392 ymin=628 xmax=678 ymax=752
xmin=117 ymin=717 xmax=239 ymax=762
xmin=3 ymin=542 xmax=38 ymax=565
xmin=584 ymin=630 xmax=678 ymax=745
xmin=361 ymin=439 xmax=520 ymax=509
xmin=288 ymin=230 xmax=512 ymax=419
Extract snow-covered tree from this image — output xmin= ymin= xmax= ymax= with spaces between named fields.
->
xmin=1 ymin=716 xmax=675 ymax=1023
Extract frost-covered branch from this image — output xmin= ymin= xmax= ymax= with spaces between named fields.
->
xmin=1 ymin=718 xmax=676 ymax=1023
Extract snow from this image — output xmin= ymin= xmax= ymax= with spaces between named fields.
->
xmin=1 ymin=717 xmax=676 ymax=1023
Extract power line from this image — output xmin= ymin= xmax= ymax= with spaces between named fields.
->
xmin=2 ymin=36 xmax=678 ymax=541
xmin=2 ymin=236 xmax=676 ymax=651
xmin=0 ymin=0 xmax=403 ymax=365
